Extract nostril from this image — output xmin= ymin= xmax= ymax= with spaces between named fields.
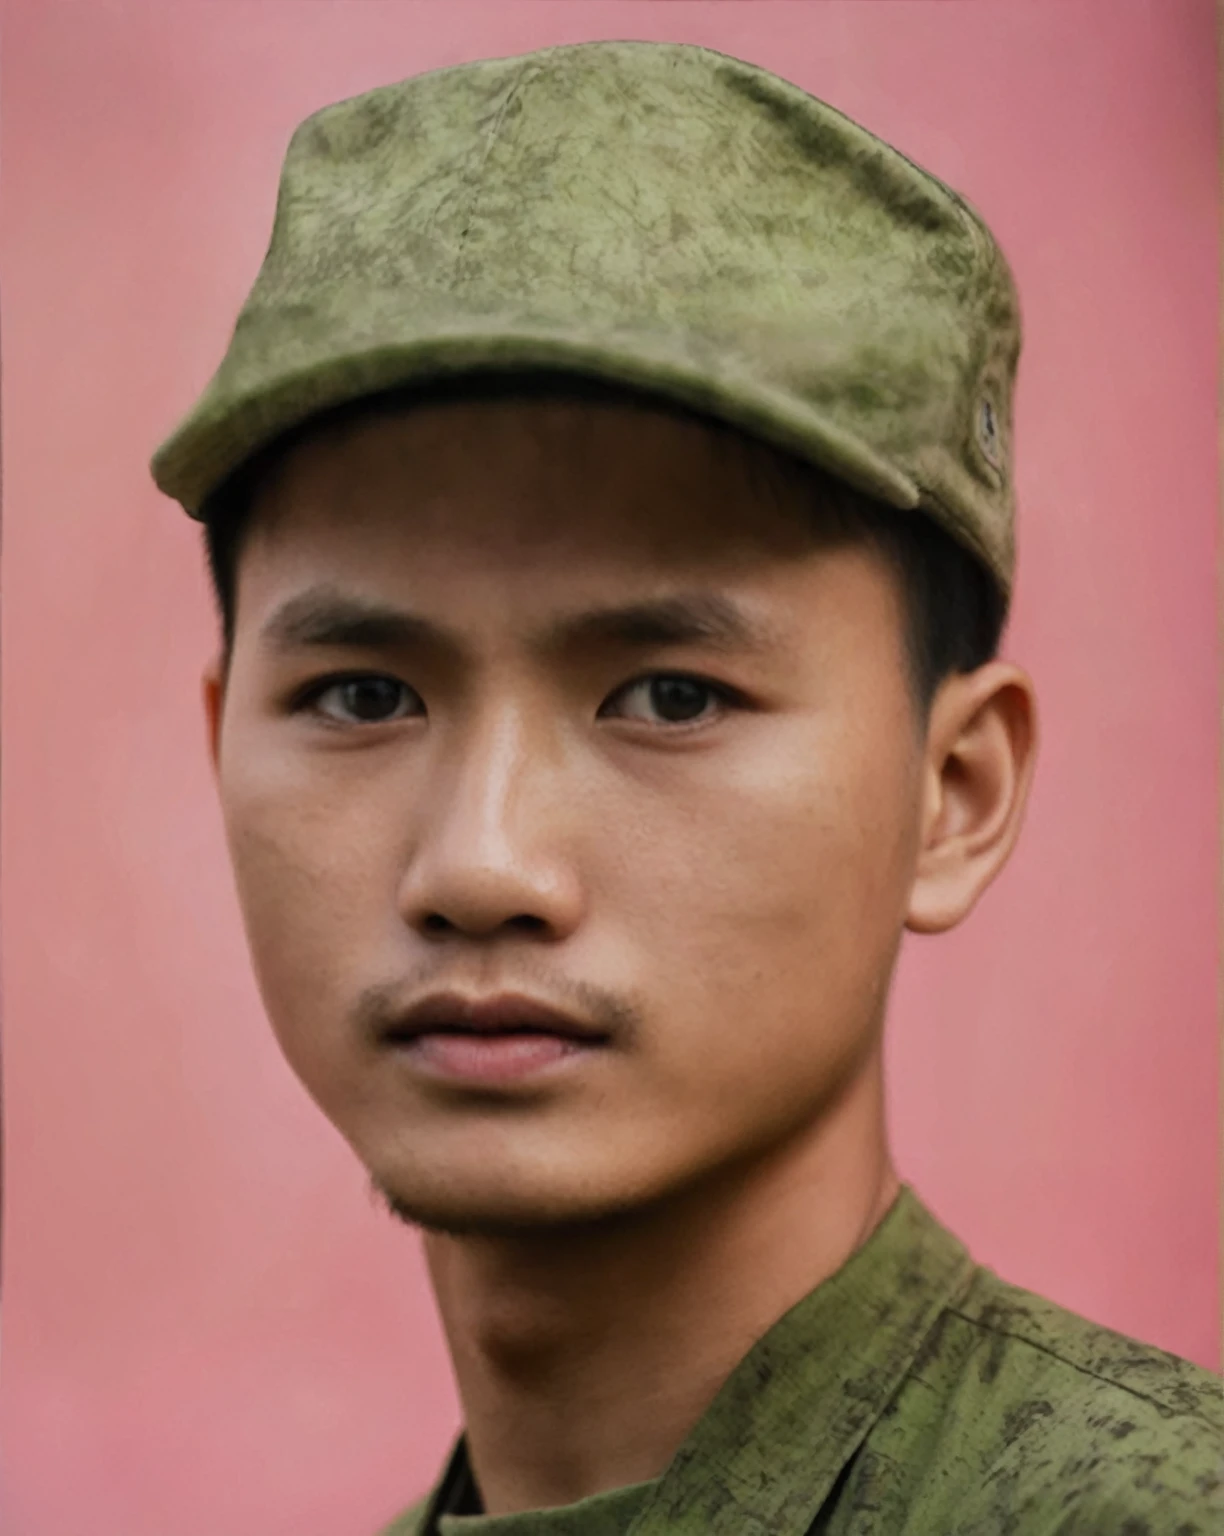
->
xmin=418 ymin=911 xmax=547 ymax=935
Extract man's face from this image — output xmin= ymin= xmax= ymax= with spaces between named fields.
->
xmin=209 ymin=395 xmax=928 ymax=1233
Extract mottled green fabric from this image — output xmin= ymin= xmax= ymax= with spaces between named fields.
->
xmin=149 ymin=40 xmax=1020 ymax=598
xmin=377 ymin=1187 xmax=1220 ymax=1536
xmin=438 ymin=1477 xmax=654 ymax=1536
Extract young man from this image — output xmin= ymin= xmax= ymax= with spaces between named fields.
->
xmin=150 ymin=40 xmax=1219 ymax=1536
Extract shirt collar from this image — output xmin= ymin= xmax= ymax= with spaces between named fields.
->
xmin=624 ymin=1184 xmax=976 ymax=1535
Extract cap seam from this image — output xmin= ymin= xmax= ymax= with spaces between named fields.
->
xmin=451 ymin=61 xmax=538 ymax=284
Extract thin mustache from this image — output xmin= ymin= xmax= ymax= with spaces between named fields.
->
xmin=355 ymin=966 xmax=642 ymax=1047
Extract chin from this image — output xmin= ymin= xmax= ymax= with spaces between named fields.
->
xmin=367 ymin=1160 xmax=678 ymax=1240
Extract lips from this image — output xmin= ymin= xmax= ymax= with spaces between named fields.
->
xmin=382 ymin=991 xmax=610 ymax=1045
xmin=380 ymin=991 xmax=611 ymax=1085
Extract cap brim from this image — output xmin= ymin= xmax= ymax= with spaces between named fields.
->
xmin=151 ymin=321 xmax=923 ymax=522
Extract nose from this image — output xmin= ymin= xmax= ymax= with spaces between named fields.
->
xmin=397 ymin=702 xmax=585 ymax=943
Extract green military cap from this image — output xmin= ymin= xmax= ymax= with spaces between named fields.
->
xmin=150 ymin=39 xmax=1022 ymax=598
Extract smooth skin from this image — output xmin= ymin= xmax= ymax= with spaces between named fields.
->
xmin=204 ymin=393 xmax=1036 ymax=1515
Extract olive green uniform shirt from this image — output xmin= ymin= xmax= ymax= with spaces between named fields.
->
xmin=379 ymin=1188 xmax=1221 ymax=1535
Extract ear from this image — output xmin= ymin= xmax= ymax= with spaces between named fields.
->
xmin=202 ymin=654 xmax=226 ymax=779
xmin=905 ymin=661 xmax=1037 ymax=934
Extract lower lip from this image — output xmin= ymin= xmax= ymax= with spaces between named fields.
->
xmin=393 ymin=1032 xmax=601 ymax=1085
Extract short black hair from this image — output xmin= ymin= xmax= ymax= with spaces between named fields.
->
xmin=201 ymin=373 xmax=1005 ymax=709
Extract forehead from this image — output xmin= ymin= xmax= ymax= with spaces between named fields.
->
xmin=224 ymin=392 xmax=916 ymax=708
xmin=244 ymin=391 xmax=831 ymax=576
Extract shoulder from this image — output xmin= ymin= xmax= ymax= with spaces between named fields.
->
xmin=946 ymin=1265 xmax=1220 ymax=1430
xmin=929 ymin=1267 xmax=1221 ymax=1532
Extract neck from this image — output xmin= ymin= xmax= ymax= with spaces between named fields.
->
xmin=424 ymin=1058 xmax=898 ymax=1517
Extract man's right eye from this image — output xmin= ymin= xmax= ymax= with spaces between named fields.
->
xmin=296 ymin=675 xmax=423 ymax=725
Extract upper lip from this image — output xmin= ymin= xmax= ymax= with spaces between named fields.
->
xmin=382 ymin=991 xmax=610 ymax=1044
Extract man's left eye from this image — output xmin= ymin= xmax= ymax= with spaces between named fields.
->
xmin=601 ymin=675 xmax=732 ymax=726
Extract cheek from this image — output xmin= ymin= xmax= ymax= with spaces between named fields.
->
xmin=217 ymin=745 xmax=399 ymax=1058
xmin=611 ymin=722 xmax=919 ymax=1075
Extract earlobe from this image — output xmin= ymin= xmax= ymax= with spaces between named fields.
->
xmin=905 ymin=662 xmax=1037 ymax=934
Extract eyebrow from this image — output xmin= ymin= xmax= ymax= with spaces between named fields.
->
xmin=258 ymin=585 xmax=781 ymax=661
xmin=261 ymin=588 xmax=445 ymax=654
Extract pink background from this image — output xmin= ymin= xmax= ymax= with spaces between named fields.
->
xmin=1 ymin=3 xmax=1218 ymax=1533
